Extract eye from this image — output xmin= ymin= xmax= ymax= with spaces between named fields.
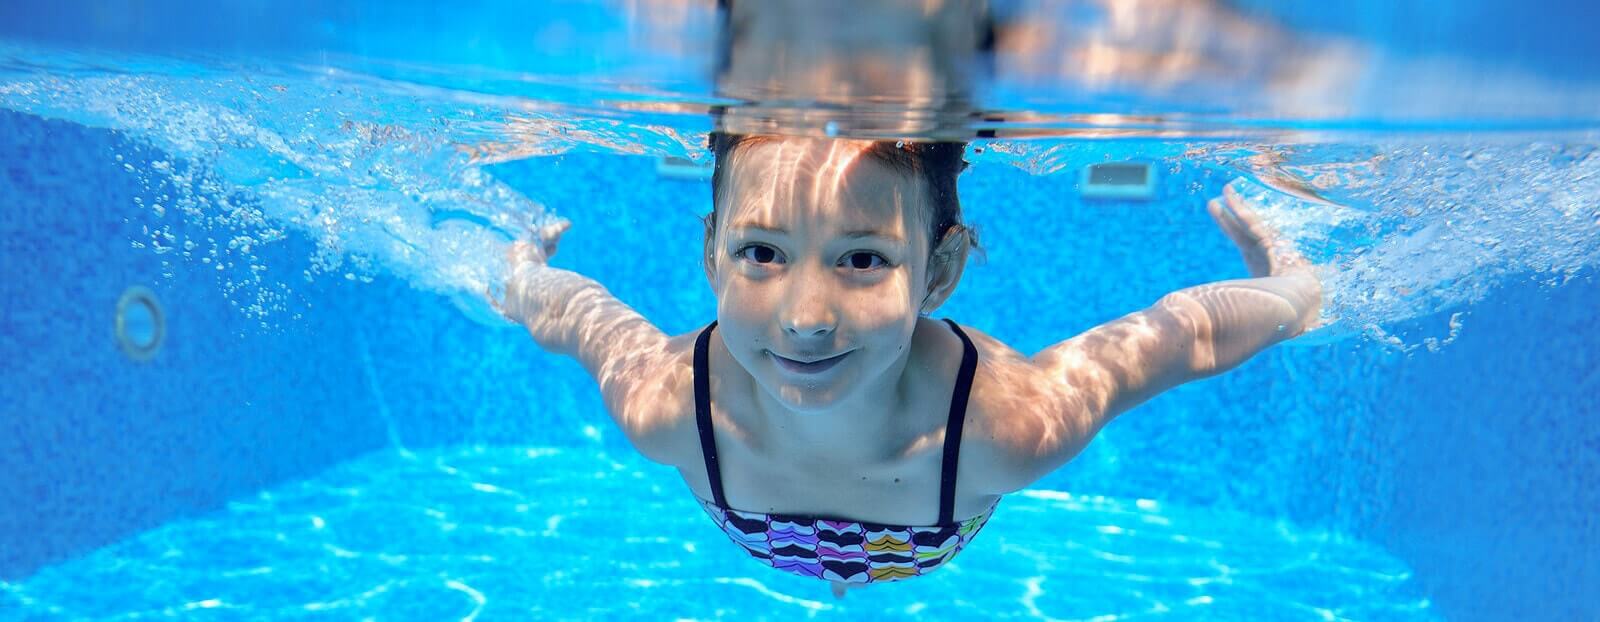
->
xmin=841 ymin=252 xmax=888 ymax=270
xmin=736 ymin=244 xmax=784 ymax=264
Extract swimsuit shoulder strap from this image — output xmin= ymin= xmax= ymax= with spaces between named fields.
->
xmin=938 ymin=318 xmax=980 ymax=524
xmin=692 ymin=321 xmax=728 ymax=507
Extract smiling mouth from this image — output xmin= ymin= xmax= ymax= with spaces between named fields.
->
xmin=768 ymin=350 xmax=851 ymax=375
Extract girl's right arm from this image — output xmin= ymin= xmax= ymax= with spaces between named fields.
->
xmin=499 ymin=225 xmax=696 ymax=465
xmin=503 ymin=262 xmax=664 ymax=364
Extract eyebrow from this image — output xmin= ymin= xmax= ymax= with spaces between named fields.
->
xmin=728 ymin=223 xmax=904 ymax=243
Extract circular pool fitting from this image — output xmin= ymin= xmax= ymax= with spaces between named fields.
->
xmin=115 ymin=286 xmax=165 ymax=361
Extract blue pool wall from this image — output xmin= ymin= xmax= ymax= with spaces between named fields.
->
xmin=0 ymin=108 xmax=1595 ymax=620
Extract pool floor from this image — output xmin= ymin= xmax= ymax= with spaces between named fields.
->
xmin=2 ymin=446 xmax=1437 ymax=621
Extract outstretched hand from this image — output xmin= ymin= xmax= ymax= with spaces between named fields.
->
xmin=490 ymin=217 xmax=572 ymax=321
xmin=1206 ymin=184 xmax=1311 ymax=279
xmin=1206 ymin=182 xmax=1326 ymax=334
xmin=509 ymin=217 xmax=572 ymax=270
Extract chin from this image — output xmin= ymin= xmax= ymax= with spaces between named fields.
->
xmin=762 ymin=376 xmax=853 ymax=413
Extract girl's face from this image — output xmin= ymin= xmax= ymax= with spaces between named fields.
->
xmin=708 ymin=137 xmax=938 ymax=412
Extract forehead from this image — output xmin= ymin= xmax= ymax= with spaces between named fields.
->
xmin=719 ymin=137 xmax=929 ymax=235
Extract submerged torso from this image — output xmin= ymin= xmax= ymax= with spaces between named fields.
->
xmin=674 ymin=317 xmax=1004 ymax=525
xmin=677 ymin=318 xmax=1002 ymax=583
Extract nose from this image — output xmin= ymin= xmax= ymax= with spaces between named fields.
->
xmin=780 ymin=268 xmax=836 ymax=338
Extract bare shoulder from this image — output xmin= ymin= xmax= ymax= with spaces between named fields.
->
xmin=597 ymin=327 xmax=704 ymax=468
xmin=951 ymin=323 xmax=1099 ymax=495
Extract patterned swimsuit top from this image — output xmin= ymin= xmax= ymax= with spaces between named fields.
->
xmin=692 ymin=319 xmax=998 ymax=584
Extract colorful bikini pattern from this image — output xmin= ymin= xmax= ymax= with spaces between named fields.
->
xmin=696 ymin=497 xmax=998 ymax=583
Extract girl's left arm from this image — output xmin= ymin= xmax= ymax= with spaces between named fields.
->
xmin=980 ymin=185 xmax=1322 ymax=489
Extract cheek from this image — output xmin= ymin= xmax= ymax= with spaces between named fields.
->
xmin=839 ymin=272 xmax=920 ymax=333
xmin=715 ymin=275 xmax=775 ymax=338
xmin=717 ymin=271 xmax=776 ymax=308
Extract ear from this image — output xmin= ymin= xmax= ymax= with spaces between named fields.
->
xmin=919 ymin=226 xmax=970 ymax=315
xmin=702 ymin=214 xmax=719 ymax=287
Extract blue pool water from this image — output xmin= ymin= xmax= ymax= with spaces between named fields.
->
xmin=2 ymin=2 xmax=1598 ymax=621
xmin=4 ymin=447 xmax=1436 ymax=620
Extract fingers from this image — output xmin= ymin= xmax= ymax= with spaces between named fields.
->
xmin=1218 ymin=187 xmax=1255 ymax=237
xmin=538 ymin=217 xmax=571 ymax=259
xmin=541 ymin=217 xmax=572 ymax=240
xmin=484 ymin=284 xmax=508 ymax=317
xmin=1221 ymin=185 xmax=1275 ymax=243
xmin=1220 ymin=183 xmax=1317 ymax=276
xmin=1208 ymin=197 xmax=1255 ymax=252
xmin=1205 ymin=196 xmax=1227 ymax=228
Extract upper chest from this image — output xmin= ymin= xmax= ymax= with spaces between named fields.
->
xmin=669 ymin=322 xmax=1007 ymax=524
xmin=671 ymin=423 xmax=1007 ymax=526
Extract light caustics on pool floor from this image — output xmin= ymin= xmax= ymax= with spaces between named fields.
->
xmin=1 ymin=447 xmax=1435 ymax=621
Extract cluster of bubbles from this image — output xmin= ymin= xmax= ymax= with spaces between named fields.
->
xmin=0 ymin=56 xmax=566 ymax=328
xmin=1201 ymin=139 xmax=1599 ymax=350
xmin=113 ymin=145 xmax=296 ymax=325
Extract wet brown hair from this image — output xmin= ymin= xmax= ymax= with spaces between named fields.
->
xmin=705 ymin=132 xmax=975 ymax=263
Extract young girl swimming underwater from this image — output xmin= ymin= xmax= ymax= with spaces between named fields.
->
xmin=496 ymin=134 xmax=1322 ymax=598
